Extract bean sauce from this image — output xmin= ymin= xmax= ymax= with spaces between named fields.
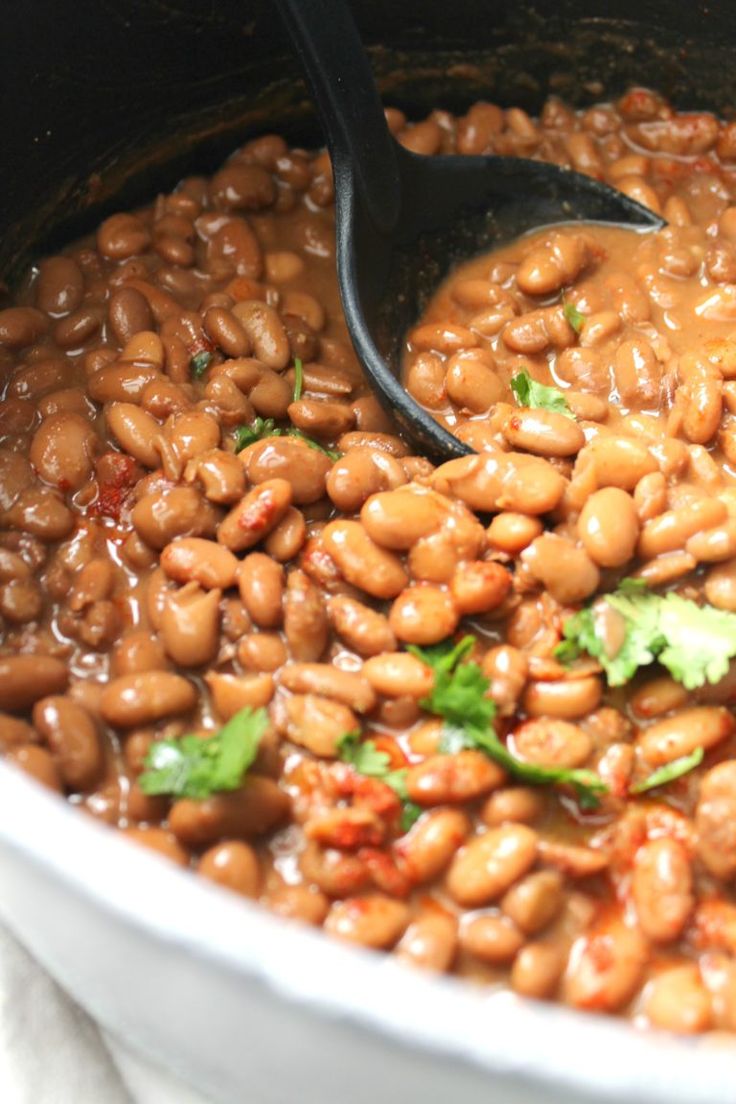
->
xmin=3 ymin=88 xmax=736 ymax=1037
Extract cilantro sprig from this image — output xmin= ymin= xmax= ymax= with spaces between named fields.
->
xmin=510 ymin=370 xmax=574 ymax=419
xmin=233 ymin=357 xmax=340 ymax=460
xmin=409 ymin=636 xmax=607 ymax=809
xmin=337 ymin=732 xmax=422 ymax=831
xmin=557 ymin=582 xmax=736 ymax=690
xmin=630 ymin=747 xmax=704 ymax=795
xmin=139 ymin=707 xmax=267 ymax=799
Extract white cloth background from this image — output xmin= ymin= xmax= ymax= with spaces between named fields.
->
xmin=0 ymin=924 xmax=213 ymax=1104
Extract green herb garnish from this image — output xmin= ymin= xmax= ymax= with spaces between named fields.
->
xmin=557 ymin=583 xmax=736 ymax=690
xmin=292 ymin=357 xmax=304 ymax=402
xmin=630 ymin=747 xmax=705 ymax=795
xmin=510 ymin=370 xmax=574 ymax=419
xmin=190 ymin=350 xmax=213 ymax=379
xmin=408 ymin=636 xmax=607 ymax=808
xmin=234 ymin=416 xmax=278 ymax=451
xmin=563 ymin=300 xmax=586 ymax=334
xmin=337 ymin=731 xmax=422 ymax=831
xmin=139 ymin=707 xmax=267 ymax=799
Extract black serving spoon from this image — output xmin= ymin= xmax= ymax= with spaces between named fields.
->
xmin=275 ymin=0 xmax=665 ymax=460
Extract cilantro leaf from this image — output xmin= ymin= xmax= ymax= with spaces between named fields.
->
xmin=657 ymin=593 xmax=736 ymax=690
xmin=139 ymin=707 xmax=268 ymax=799
xmin=234 ymin=417 xmax=278 ymax=451
xmin=292 ymin=357 xmax=304 ymax=402
xmin=563 ymin=300 xmax=586 ymax=334
xmin=557 ymin=584 xmax=736 ymax=690
xmin=190 ymin=350 xmax=213 ymax=379
xmin=337 ymin=731 xmax=419 ymax=827
xmin=410 ymin=636 xmax=607 ymax=808
xmin=510 ymin=371 xmax=574 ymax=419
xmin=630 ymin=747 xmax=704 ymax=795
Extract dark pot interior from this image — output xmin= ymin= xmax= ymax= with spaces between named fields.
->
xmin=1 ymin=0 xmax=736 ymax=287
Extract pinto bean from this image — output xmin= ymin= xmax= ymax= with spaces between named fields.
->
xmin=169 ymin=776 xmax=289 ymax=845
xmin=638 ymin=707 xmax=735 ymax=766
xmin=132 ymin=486 xmax=218 ymax=550
xmin=638 ymin=496 xmax=727 ymax=559
xmin=160 ymin=583 xmax=221 ymax=667
xmin=241 ymin=436 xmax=332 ymax=504
xmin=36 ymin=256 xmax=85 ymax=316
xmin=406 ymin=751 xmax=505 ymax=807
xmin=327 ymin=595 xmax=396 ymax=656
xmin=217 ymin=478 xmax=292 ymax=552
xmin=283 ymin=568 xmax=328 ymax=661
xmin=502 ymin=408 xmax=585 ymax=458
xmin=105 ymin=402 xmax=161 ymax=468
xmin=705 ymin=557 xmax=736 ymax=611
xmin=0 ymin=306 xmax=49 ymax=349
xmin=645 ymin=966 xmax=712 ymax=1034
xmin=362 ymin=652 xmax=434 ymax=699
xmin=486 ymin=512 xmax=543 ymax=555
xmin=278 ymin=663 xmax=375 ymax=713
xmin=97 ymin=212 xmax=150 ymax=259
xmin=160 ymin=537 xmax=238 ymax=590
xmin=32 ymin=696 xmax=103 ymax=791
xmin=395 ymin=808 xmax=470 ymax=884
xmin=501 ymin=870 xmax=564 ymax=935
xmin=522 ymin=677 xmax=603 ymax=720
xmin=511 ymin=942 xmax=565 ymax=999
xmin=696 ymin=761 xmax=736 ymax=880
xmin=521 ymin=534 xmax=600 ymax=604
xmin=100 ymin=671 xmax=196 ymax=728
xmin=204 ymin=671 xmax=275 ymax=720
xmin=481 ymin=646 xmax=529 ymax=716
xmin=236 ymin=552 xmax=283 ymax=629
xmin=322 ymin=520 xmax=408 ymax=599
xmin=112 ymin=631 xmax=168 ymax=676
xmin=577 ymin=487 xmax=639 ymax=567
xmin=446 ymin=824 xmax=538 ymax=907
xmin=396 ymin=909 xmax=458 ymax=973
xmin=563 ymin=918 xmax=648 ymax=1011
xmin=281 ymin=693 xmax=358 ymax=757
xmin=324 ymin=895 xmax=409 ymax=949
xmin=326 ymin=447 xmax=407 ymax=513
xmin=510 ymin=719 xmax=592 ymax=770
xmin=361 ymin=488 xmax=446 ymax=550
xmin=0 ymin=655 xmax=68 ymax=713
xmin=198 ymin=840 xmax=261 ymax=897
xmin=30 ymin=412 xmax=99 ymax=490
xmin=450 ymin=561 xmax=512 ymax=616
xmin=231 ymin=300 xmax=290 ymax=369
xmin=388 ymin=585 xmax=459 ymax=645
xmin=584 ymin=436 xmax=658 ymax=490
xmin=632 ymin=838 xmax=693 ymax=943
xmin=6 ymin=745 xmax=62 ymax=791
xmin=432 ymin=452 xmax=565 ymax=516
xmin=516 ymin=232 xmax=590 ymax=296
xmin=460 ymin=913 xmax=525 ymax=964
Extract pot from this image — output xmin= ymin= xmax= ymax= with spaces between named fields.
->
xmin=2 ymin=2 xmax=736 ymax=1101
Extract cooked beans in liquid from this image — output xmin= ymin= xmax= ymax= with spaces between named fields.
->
xmin=4 ymin=87 xmax=736 ymax=1035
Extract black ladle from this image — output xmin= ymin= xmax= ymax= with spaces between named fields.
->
xmin=275 ymin=0 xmax=665 ymax=460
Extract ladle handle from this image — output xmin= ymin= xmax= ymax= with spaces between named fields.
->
xmin=274 ymin=0 xmax=400 ymax=234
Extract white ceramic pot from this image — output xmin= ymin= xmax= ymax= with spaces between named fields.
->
xmin=1 ymin=762 xmax=734 ymax=1104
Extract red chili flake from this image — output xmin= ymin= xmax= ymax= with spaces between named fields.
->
xmin=328 ymin=819 xmax=384 ymax=851
xmin=88 ymin=452 xmax=138 ymax=520
xmin=238 ymin=492 xmax=276 ymax=533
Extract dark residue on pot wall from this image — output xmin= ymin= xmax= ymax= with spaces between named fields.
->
xmin=1 ymin=0 xmax=735 ymax=283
